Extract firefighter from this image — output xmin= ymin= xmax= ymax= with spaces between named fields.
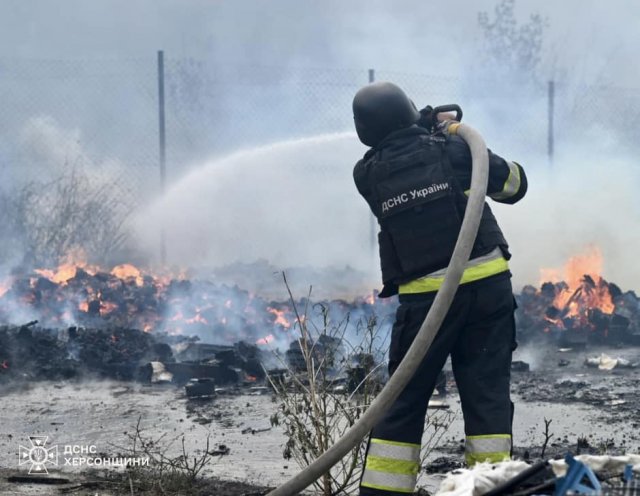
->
xmin=352 ymin=81 xmax=527 ymax=496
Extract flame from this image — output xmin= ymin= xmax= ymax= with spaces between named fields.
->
xmin=170 ymin=311 xmax=184 ymax=322
xmin=77 ymin=296 xmax=118 ymax=316
xmin=563 ymin=246 xmax=606 ymax=289
xmin=540 ymin=246 xmax=605 ymax=288
xmin=35 ymin=264 xmax=78 ymax=284
xmin=33 ymin=250 xmax=102 ymax=285
xmin=24 ymin=254 xmax=188 ymax=294
xmin=0 ymin=281 xmax=9 ymax=298
xmin=541 ymin=246 xmax=615 ymax=322
xmin=365 ymin=293 xmax=375 ymax=305
xmin=100 ymin=301 xmax=118 ymax=316
xmin=557 ymin=277 xmax=614 ymax=316
xmin=256 ymin=334 xmax=275 ymax=345
xmin=185 ymin=314 xmax=208 ymax=325
xmin=539 ymin=267 xmax=562 ymax=285
xmin=267 ymin=307 xmax=291 ymax=328
xmin=111 ymin=264 xmax=144 ymax=286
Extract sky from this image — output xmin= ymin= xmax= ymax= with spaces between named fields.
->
xmin=1 ymin=0 xmax=639 ymax=89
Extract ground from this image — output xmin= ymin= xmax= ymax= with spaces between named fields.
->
xmin=0 ymin=343 xmax=639 ymax=495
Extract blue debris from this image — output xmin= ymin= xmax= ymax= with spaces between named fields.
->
xmin=555 ymin=454 xmax=602 ymax=496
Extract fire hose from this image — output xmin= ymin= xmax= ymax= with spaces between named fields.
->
xmin=267 ymin=122 xmax=490 ymax=496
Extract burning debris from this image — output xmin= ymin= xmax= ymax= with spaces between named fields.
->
xmin=0 ymin=259 xmax=394 ymax=391
xmin=0 ymin=259 xmax=395 ymax=347
xmin=516 ymin=248 xmax=640 ymax=346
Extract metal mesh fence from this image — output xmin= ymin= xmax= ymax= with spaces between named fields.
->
xmin=1 ymin=55 xmax=639 ymax=264
xmin=0 ymin=58 xmax=158 ymax=196
xmin=163 ymin=61 xmax=367 ymax=172
xmin=2 ymin=56 xmax=639 ymax=195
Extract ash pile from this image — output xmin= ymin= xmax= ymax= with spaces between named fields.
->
xmin=0 ymin=321 xmax=385 ymax=404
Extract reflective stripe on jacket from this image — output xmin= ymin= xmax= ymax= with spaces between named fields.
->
xmin=399 ymin=247 xmax=508 ymax=294
xmin=464 ymin=161 xmax=525 ymax=202
xmin=490 ymin=161 xmax=524 ymax=202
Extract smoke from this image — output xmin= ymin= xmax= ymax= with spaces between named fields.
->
xmin=133 ymin=133 xmax=374 ymax=272
xmin=495 ymin=146 xmax=640 ymax=292
xmin=15 ymin=116 xmax=134 ymax=187
xmin=2 ymin=1 xmax=638 ymax=88
xmin=19 ymin=116 xmax=84 ymax=173
xmin=1 ymin=0 xmax=639 ymax=297
xmin=0 ymin=117 xmax=141 ymax=269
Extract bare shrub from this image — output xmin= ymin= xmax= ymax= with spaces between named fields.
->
xmin=0 ymin=165 xmax=132 ymax=267
xmin=115 ymin=416 xmax=219 ymax=494
xmin=267 ymin=276 xmax=454 ymax=495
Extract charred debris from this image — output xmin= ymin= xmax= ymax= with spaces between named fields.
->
xmin=0 ymin=322 xmax=381 ymax=401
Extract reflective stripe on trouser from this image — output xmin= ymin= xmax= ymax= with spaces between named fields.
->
xmin=360 ymin=438 xmax=420 ymax=494
xmin=465 ymin=434 xmax=511 ymax=465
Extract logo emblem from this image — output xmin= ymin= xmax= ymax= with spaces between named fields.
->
xmin=19 ymin=436 xmax=58 ymax=474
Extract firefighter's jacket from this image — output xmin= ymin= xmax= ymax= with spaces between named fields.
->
xmin=353 ymin=125 xmax=527 ymax=297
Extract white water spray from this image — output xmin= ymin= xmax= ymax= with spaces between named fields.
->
xmin=134 ymin=133 xmax=377 ymax=274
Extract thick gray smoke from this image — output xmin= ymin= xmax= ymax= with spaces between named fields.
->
xmin=2 ymin=1 xmax=638 ymax=88
xmin=497 ymin=148 xmax=640 ymax=292
xmin=2 ymin=0 xmax=639 ymax=295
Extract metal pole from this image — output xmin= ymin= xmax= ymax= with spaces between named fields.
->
xmin=547 ymin=79 xmax=555 ymax=165
xmin=157 ymin=50 xmax=167 ymax=265
xmin=368 ymin=69 xmax=376 ymax=255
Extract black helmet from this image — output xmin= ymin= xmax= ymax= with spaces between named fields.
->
xmin=352 ymin=82 xmax=420 ymax=147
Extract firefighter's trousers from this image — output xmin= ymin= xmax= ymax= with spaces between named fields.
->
xmin=360 ymin=275 xmax=516 ymax=496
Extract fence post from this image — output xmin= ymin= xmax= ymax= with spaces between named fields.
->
xmin=368 ymin=69 xmax=376 ymax=256
xmin=547 ymin=79 xmax=555 ymax=165
xmin=157 ymin=50 xmax=167 ymax=265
